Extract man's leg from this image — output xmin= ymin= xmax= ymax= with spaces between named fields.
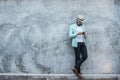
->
xmin=74 ymin=47 xmax=80 ymax=65
xmin=72 ymin=46 xmax=81 ymax=77
xmin=74 ymin=43 xmax=81 ymax=73
xmin=77 ymin=42 xmax=88 ymax=67
xmin=73 ymin=46 xmax=80 ymax=73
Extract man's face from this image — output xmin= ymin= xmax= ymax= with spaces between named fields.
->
xmin=77 ymin=19 xmax=83 ymax=26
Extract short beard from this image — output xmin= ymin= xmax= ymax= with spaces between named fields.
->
xmin=77 ymin=23 xmax=82 ymax=26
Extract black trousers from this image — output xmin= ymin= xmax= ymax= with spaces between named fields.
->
xmin=74 ymin=42 xmax=88 ymax=72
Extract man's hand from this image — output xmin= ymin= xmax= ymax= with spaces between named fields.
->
xmin=77 ymin=32 xmax=83 ymax=35
xmin=77 ymin=32 xmax=85 ymax=35
xmin=82 ymin=32 xmax=85 ymax=35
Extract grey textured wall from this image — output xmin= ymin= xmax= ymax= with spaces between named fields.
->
xmin=0 ymin=0 xmax=120 ymax=74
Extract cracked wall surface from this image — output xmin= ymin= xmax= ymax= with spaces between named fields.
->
xmin=0 ymin=0 xmax=120 ymax=74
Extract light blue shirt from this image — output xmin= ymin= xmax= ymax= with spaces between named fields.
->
xmin=69 ymin=23 xmax=86 ymax=47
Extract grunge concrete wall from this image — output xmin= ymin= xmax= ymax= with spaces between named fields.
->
xmin=0 ymin=0 xmax=120 ymax=74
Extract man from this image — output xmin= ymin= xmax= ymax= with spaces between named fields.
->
xmin=69 ymin=15 xmax=88 ymax=77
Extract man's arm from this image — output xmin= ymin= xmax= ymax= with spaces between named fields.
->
xmin=82 ymin=25 xmax=87 ymax=39
xmin=69 ymin=26 xmax=77 ymax=38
